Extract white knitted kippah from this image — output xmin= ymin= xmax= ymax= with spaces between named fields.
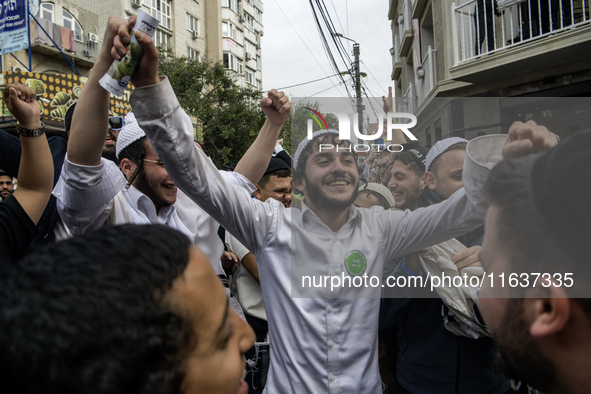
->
xmin=116 ymin=112 xmax=146 ymax=159
xmin=425 ymin=137 xmax=468 ymax=172
xmin=293 ymin=129 xmax=340 ymax=171
xmin=359 ymin=182 xmax=395 ymax=209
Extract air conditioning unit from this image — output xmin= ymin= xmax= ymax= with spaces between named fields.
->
xmin=131 ymin=0 xmax=141 ymax=8
xmin=87 ymin=33 xmax=99 ymax=43
xmin=11 ymin=66 xmax=24 ymax=72
xmin=191 ymin=31 xmax=198 ymax=39
xmin=82 ymin=50 xmax=91 ymax=56
xmin=239 ymin=15 xmax=245 ymax=23
xmin=245 ymin=53 xmax=252 ymax=61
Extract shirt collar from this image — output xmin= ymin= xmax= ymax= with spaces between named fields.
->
xmin=126 ymin=184 xmax=176 ymax=222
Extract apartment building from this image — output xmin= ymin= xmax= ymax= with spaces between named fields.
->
xmin=2 ymin=0 xmax=101 ymax=76
xmin=388 ymin=0 xmax=591 ymax=144
xmin=76 ymin=0 xmax=263 ymax=89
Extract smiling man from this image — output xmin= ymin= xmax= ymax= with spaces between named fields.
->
xmin=120 ymin=14 xmax=558 ymax=393
xmin=0 ymin=224 xmax=254 ymax=394
xmin=53 ymin=16 xmax=289 ymax=302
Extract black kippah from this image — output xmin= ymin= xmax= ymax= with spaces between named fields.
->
xmin=265 ymin=157 xmax=290 ymax=175
xmin=529 ymin=130 xmax=591 ymax=259
xmin=401 ymin=143 xmax=429 ymax=170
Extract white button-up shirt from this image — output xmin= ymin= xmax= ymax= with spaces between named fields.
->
xmin=131 ymin=78 xmax=505 ymax=394
xmin=53 ymin=154 xmax=255 ymax=277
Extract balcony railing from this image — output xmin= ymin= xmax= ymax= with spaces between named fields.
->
xmin=397 ymin=82 xmax=416 ymax=114
xmin=451 ymin=0 xmax=590 ymax=65
xmin=30 ymin=18 xmax=100 ymax=62
xmin=417 ymin=46 xmax=437 ymax=107
xmin=398 ymin=0 xmax=413 ymax=38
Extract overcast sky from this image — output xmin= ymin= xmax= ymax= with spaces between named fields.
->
xmin=261 ymin=1 xmax=393 ymax=104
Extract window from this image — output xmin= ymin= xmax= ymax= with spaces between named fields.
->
xmin=245 ymin=40 xmax=257 ymax=56
xmin=244 ymin=12 xmax=255 ymax=32
xmin=236 ymin=29 xmax=243 ymax=45
xmin=255 ymin=79 xmax=262 ymax=90
xmin=256 ymin=55 xmax=261 ymax=70
xmin=246 ymin=67 xmax=255 ymax=85
xmin=254 ymin=7 xmax=263 ymax=25
xmin=142 ymin=0 xmax=150 ymax=5
xmin=187 ymin=47 xmax=200 ymax=61
xmin=39 ymin=2 xmax=54 ymax=22
xmin=186 ymin=13 xmax=199 ymax=36
xmin=222 ymin=0 xmax=239 ymax=14
xmin=222 ymin=21 xmax=235 ymax=40
xmin=154 ymin=30 xmax=172 ymax=50
xmin=150 ymin=0 xmax=171 ymax=30
xmin=223 ymin=52 xmax=243 ymax=74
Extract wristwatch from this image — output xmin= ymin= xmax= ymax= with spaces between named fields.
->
xmin=17 ymin=122 xmax=45 ymax=137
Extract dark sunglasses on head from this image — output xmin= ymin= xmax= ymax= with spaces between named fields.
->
xmin=109 ymin=116 xmax=124 ymax=130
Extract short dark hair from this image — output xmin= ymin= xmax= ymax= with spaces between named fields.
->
xmin=391 ymin=151 xmax=425 ymax=177
xmin=64 ymin=102 xmax=77 ymax=133
xmin=429 ymin=142 xmax=467 ymax=176
xmin=0 ymin=224 xmax=194 ymax=394
xmin=483 ymin=156 xmax=591 ymax=315
xmin=119 ymin=137 xmax=147 ymax=185
xmin=258 ymin=168 xmax=292 ymax=188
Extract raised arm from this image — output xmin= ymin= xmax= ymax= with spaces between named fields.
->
xmin=233 ymin=90 xmax=291 ymax=184
xmin=66 ymin=16 xmax=128 ymax=165
xmin=3 ymin=83 xmax=53 ymax=224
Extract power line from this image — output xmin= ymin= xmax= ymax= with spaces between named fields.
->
xmin=275 ymin=1 xmax=346 ymax=96
xmin=277 ymin=73 xmax=341 ymax=90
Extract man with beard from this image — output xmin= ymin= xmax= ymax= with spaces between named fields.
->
xmin=119 ymin=15 xmax=558 ymax=392
xmin=0 ymin=170 xmax=13 ymax=201
xmin=478 ymin=130 xmax=591 ymax=394
xmin=53 ymin=17 xmax=290 ymax=311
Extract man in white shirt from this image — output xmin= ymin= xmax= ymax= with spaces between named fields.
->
xmin=116 ymin=15 xmax=558 ymax=393
xmin=53 ymin=17 xmax=290 ymax=296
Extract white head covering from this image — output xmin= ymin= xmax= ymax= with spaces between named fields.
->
xmin=115 ymin=112 xmax=146 ymax=159
xmin=425 ymin=137 xmax=468 ymax=172
xmin=358 ymin=182 xmax=395 ymax=209
xmin=293 ymin=129 xmax=340 ymax=171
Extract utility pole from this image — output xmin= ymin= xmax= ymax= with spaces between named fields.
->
xmin=353 ymin=43 xmax=363 ymax=135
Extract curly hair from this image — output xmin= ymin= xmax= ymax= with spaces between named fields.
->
xmin=0 ymin=224 xmax=194 ymax=394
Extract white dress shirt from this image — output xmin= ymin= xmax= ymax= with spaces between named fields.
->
xmin=131 ymin=78 xmax=505 ymax=394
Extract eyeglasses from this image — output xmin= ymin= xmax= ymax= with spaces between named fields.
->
xmin=108 ymin=116 xmax=124 ymax=130
xmin=143 ymin=159 xmax=165 ymax=167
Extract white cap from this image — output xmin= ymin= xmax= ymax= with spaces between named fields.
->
xmin=358 ymin=182 xmax=395 ymax=209
xmin=116 ymin=112 xmax=146 ymax=159
xmin=293 ymin=129 xmax=339 ymax=171
xmin=425 ymin=137 xmax=468 ymax=172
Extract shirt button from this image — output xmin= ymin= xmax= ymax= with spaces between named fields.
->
xmin=328 ymin=306 xmax=333 ymax=313
xmin=330 ymin=375 xmax=336 ymax=382
xmin=328 ymin=341 xmax=334 ymax=348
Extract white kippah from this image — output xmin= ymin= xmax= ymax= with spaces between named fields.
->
xmin=425 ymin=137 xmax=468 ymax=172
xmin=116 ymin=112 xmax=146 ymax=159
xmin=359 ymin=182 xmax=395 ymax=209
xmin=293 ymin=129 xmax=340 ymax=171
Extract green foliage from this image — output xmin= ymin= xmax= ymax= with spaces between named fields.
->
xmin=283 ymin=101 xmax=339 ymax=155
xmin=158 ymin=54 xmax=265 ymax=168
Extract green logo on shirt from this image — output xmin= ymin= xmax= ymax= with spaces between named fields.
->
xmin=344 ymin=250 xmax=367 ymax=276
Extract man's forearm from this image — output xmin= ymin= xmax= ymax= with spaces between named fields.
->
xmin=234 ymin=118 xmax=283 ymax=184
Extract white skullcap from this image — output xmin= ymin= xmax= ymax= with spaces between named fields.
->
xmin=359 ymin=182 xmax=395 ymax=209
xmin=116 ymin=112 xmax=146 ymax=159
xmin=293 ymin=129 xmax=340 ymax=171
xmin=425 ymin=137 xmax=468 ymax=172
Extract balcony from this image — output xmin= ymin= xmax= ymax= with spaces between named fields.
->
xmin=397 ymin=82 xmax=416 ymax=114
xmin=416 ymin=46 xmax=437 ymax=107
xmin=29 ymin=18 xmax=99 ymax=68
xmin=450 ymin=0 xmax=591 ymax=83
xmin=391 ymin=38 xmax=403 ymax=79
xmin=398 ymin=0 xmax=414 ymax=57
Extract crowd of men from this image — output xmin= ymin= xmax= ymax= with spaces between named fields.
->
xmin=0 ymin=14 xmax=589 ymax=394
